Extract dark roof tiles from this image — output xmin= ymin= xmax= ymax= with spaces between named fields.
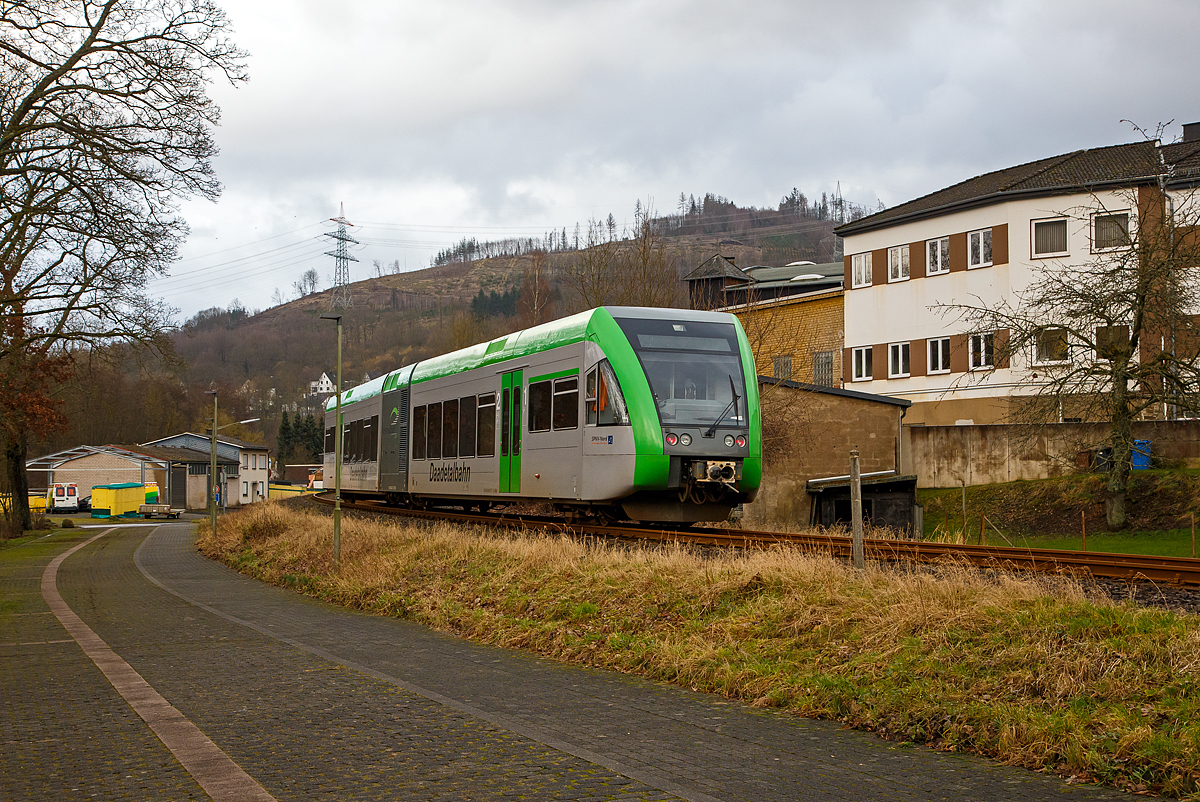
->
xmin=837 ymin=139 xmax=1200 ymax=236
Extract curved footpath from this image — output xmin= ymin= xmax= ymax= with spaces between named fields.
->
xmin=1 ymin=523 xmax=1133 ymax=801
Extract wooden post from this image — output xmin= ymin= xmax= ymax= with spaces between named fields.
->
xmin=850 ymin=450 xmax=864 ymax=569
xmin=980 ymin=512 xmax=986 ymax=546
xmin=961 ymin=481 xmax=967 ymax=540
xmin=1081 ymin=509 xmax=1086 ymax=552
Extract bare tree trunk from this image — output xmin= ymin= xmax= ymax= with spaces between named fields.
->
xmin=1106 ymin=362 xmax=1132 ymax=530
xmin=4 ymin=430 xmax=31 ymax=534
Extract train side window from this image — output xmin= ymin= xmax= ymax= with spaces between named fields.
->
xmin=427 ymin=402 xmax=442 ymax=460
xmin=552 ymin=377 xmax=578 ymax=430
xmin=443 ymin=398 xmax=459 ymax=459
xmin=369 ymin=415 xmax=379 ymax=461
xmin=342 ymin=422 xmax=351 ymax=462
xmin=500 ymin=390 xmax=509 ymax=456
xmin=528 ymin=380 xmax=552 ymax=432
xmin=412 ymin=406 xmax=426 ymax=460
xmin=586 ymin=360 xmax=629 ymax=426
xmin=325 ymin=426 xmax=334 ymax=454
xmin=586 ymin=368 xmax=598 ymax=425
xmin=477 ymin=393 xmax=496 ymax=457
xmin=459 ymin=396 xmax=477 ymax=457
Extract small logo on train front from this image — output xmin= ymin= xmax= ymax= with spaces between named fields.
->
xmin=429 ymin=462 xmax=471 ymax=482
xmin=591 ymin=435 xmax=613 ymax=445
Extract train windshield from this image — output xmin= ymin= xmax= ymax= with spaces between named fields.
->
xmin=615 ymin=317 xmax=747 ymax=429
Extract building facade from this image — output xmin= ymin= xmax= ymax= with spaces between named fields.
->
xmin=141 ymin=433 xmax=270 ymax=506
xmin=835 ymin=134 xmax=1200 ymax=426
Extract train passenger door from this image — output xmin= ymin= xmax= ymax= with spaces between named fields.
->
xmin=499 ymin=370 xmax=522 ymax=493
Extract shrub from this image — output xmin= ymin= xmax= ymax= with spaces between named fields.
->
xmin=61 ymin=518 xmax=75 ymax=528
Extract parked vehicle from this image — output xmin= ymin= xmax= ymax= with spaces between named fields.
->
xmin=47 ymin=483 xmax=80 ymax=513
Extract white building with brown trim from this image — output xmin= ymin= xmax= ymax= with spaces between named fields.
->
xmin=834 ymin=130 xmax=1200 ymax=426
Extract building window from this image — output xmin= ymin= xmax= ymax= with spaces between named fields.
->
xmin=242 ymin=481 xmax=248 ymax=497
xmin=772 ymin=354 xmax=793 ymax=380
xmin=970 ymin=333 xmax=994 ymax=369
xmin=888 ymin=245 xmax=910 ymax=282
xmin=852 ymin=346 xmax=873 ymax=381
xmin=928 ymin=337 xmax=951 ymax=374
xmin=852 ymin=252 xmax=872 ymax=288
xmin=241 ymin=454 xmax=248 ymax=468
xmin=1094 ymin=212 xmax=1130 ymax=251
xmin=927 ymin=237 xmax=949 ymax=275
xmin=968 ymin=229 xmax=992 ymax=268
xmin=888 ymin=342 xmax=910 ymax=378
xmin=1095 ymin=325 xmax=1130 ymax=361
xmin=813 ymin=351 xmax=834 ymax=387
xmin=1035 ymin=327 xmax=1070 ymax=364
xmin=1032 ymin=218 xmax=1068 ymax=257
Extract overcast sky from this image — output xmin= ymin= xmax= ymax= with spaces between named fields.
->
xmin=151 ymin=0 xmax=1200 ymax=319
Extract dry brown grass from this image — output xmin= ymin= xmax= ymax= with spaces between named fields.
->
xmin=200 ymin=502 xmax=1200 ymax=799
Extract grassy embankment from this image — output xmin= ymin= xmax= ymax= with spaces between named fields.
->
xmin=919 ymin=469 xmax=1200 ymax=557
xmin=201 ymin=503 xmax=1200 ymax=799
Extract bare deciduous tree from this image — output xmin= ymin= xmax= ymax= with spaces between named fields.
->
xmin=561 ymin=204 xmax=680 ymax=311
xmin=939 ymin=172 xmax=1200 ymax=529
xmin=516 ymin=250 xmax=554 ymax=328
xmin=0 ymin=0 xmax=246 ymax=531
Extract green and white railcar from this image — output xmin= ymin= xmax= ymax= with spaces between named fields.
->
xmin=323 ymin=306 xmax=761 ymax=522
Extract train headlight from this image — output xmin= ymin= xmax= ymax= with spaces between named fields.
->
xmin=735 ymin=435 xmax=747 ymax=448
xmin=724 ymin=434 xmax=735 ymax=447
xmin=664 ymin=432 xmax=678 ymax=446
xmin=679 ymin=433 xmax=692 ymax=446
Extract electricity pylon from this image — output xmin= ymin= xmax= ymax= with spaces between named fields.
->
xmin=324 ymin=203 xmax=358 ymax=309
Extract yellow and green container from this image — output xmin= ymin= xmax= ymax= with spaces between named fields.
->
xmin=91 ymin=483 xmax=145 ymax=518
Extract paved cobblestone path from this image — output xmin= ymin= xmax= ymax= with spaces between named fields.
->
xmin=2 ymin=524 xmax=1135 ymax=801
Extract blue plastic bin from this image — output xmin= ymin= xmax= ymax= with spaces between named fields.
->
xmin=1132 ymin=439 xmax=1151 ymax=470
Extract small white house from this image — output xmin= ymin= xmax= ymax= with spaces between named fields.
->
xmin=309 ymin=371 xmax=336 ymax=395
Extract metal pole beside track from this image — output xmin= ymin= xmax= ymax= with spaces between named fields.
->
xmin=320 ymin=313 xmax=343 ymax=569
xmin=850 ymin=449 xmax=864 ymax=569
xmin=206 ymin=390 xmax=218 ymax=540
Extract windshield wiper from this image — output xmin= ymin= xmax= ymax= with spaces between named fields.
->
xmin=704 ymin=375 xmax=740 ymax=438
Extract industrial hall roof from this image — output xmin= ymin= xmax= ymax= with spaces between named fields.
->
xmin=25 ymin=444 xmax=236 ymax=470
xmin=835 ymin=137 xmax=1200 ymax=237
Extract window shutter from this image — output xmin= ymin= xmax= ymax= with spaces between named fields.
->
xmin=994 ymin=329 xmax=1010 ymax=369
xmin=992 ymin=224 xmax=1008 ymax=265
xmin=843 ymin=254 xmax=852 ymax=287
xmin=949 ymin=232 xmax=968 ymax=272
xmin=909 ymin=241 xmax=926 ymax=279
xmin=842 ymin=347 xmax=853 ymax=384
xmin=910 ymin=337 xmax=927 ymax=376
xmin=872 ymin=249 xmax=888 ymax=286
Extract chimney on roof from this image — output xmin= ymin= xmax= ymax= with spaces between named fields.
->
xmin=1184 ymin=122 xmax=1200 ymax=143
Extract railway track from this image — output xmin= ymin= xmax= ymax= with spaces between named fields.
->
xmin=312 ymin=492 xmax=1200 ymax=586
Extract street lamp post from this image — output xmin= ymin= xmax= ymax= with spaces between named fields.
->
xmin=206 ymin=390 xmax=217 ymax=539
xmin=319 ymin=313 xmax=343 ymax=569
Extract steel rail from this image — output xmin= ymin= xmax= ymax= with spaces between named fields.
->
xmin=310 ymin=493 xmax=1200 ymax=586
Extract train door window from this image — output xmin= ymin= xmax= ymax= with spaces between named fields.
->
xmin=459 ymin=396 xmax=477 ymax=457
xmin=412 ymin=406 xmax=427 ymax=459
xmin=528 ymin=380 xmax=552 ymax=432
xmin=500 ymin=389 xmax=510 ymax=456
xmin=512 ymin=386 xmax=521 ymax=455
xmin=443 ymin=399 xmax=459 ymax=459
xmin=427 ymin=402 xmax=442 ymax=460
xmin=477 ymin=393 xmax=496 ymax=457
xmin=552 ymin=377 xmax=578 ymax=430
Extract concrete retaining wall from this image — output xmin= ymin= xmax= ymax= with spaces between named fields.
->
xmin=903 ymin=420 xmax=1200 ymax=488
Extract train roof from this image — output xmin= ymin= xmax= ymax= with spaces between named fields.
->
xmin=326 ymin=306 xmax=739 ymax=410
